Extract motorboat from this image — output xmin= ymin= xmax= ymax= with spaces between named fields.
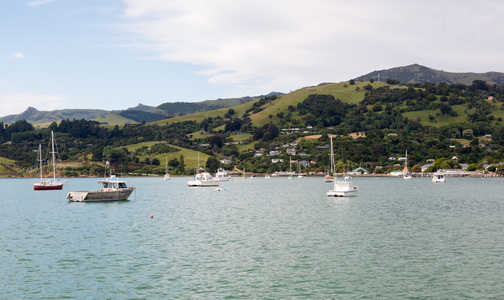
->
xmin=265 ymin=174 xmax=271 ymax=179
xmin=34 ymin=131 xmax=66 ymax=190
xmin=327 ymin=178 xmax=358 ymax=197
xmin=432 ymin=171 xmax=446 ymax=183
xmin=66 ymin=175 xmax=135 ymax=202
xmin=188 ymin=172 xmax=220 ymax=187
xmin=215 ymin=168 xmax=230 ymax=181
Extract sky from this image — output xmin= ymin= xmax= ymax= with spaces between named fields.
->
xmin=1 ymin=0 xmax=504 ymax=116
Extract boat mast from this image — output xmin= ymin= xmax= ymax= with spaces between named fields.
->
xmin=38 ymin=144 xmax=43 ymax=181
xmin=330 ymin=135 xmax=335 ymax=176
xmin=51 ymin=131 xmax=56 ymax=182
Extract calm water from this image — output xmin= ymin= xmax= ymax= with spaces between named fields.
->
xmin=1 ymin=176 xmax=504 ymax=299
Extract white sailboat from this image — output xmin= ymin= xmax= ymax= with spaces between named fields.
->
xmin=297 ymin=161 xmax=304 ymax=178
xmin=34 ymin=131 xmax=66 ymax=190
xmin=325 ymin=135 xmax=335 ymax=182
xmin=163 ymin=155 xmax=170 ymax=180
xmin=288 ymin=157 xmax=293 ymax=179
xmin=327 ymin=135 xmax=358 ymax=197
xmin=403 ymin=150 xmax=412 ymax=179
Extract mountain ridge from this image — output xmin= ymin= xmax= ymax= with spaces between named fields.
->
xmin=354 ymin=64 xmax=504 ymax=85
xmin=3 ymin=64 xmax=504 ymax=125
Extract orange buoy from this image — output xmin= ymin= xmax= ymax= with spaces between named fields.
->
xmin=149 ymin=214 xmax=153 ymax=218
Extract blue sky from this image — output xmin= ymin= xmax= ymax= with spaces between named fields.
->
xmin=2 ymin=0 xmax=504 ymax=116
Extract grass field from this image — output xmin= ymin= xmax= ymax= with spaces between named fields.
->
xmin=93 ymin=113 xmax=137 ymax=126
xmin=122 ymin=142 xmax=212 ymax=170
xmin=0 ymin=157 xmax=17 ymax=174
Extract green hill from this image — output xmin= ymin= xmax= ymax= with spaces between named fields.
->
xmin=355 ymin=64 xmax=504 ymax=85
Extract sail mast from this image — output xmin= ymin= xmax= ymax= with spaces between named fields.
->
xmin=38 ymin=144 xmax=43 ymax=181
xmin=51 ymin=131 xmax=56 ymax=182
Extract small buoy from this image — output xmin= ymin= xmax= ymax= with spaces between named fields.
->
xmin=149 ymin=214 xmax=153 ymax=218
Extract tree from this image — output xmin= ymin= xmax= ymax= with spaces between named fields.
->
xmin=462 ymin=129 xmax=474 ymax=140
xmin=205 ymin=156 xmax=220 ymax=173
xmin=178 ymin=155 xmax=185 ymax=173
xmin=492 ymin=126 xmax=504 ymax=144
xmin=440 ymin=103 xmax=452 ymax=115
xmin=209 ymin=134 xmax=224 ymax=149
xmin=349 ymin=79 xmax=355 ymax=85
xmin=152 ymin=157 xmax=160 ymax=166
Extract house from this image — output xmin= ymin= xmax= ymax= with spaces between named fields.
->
xmin=299 ymin=160 xmax=310 ymax=168
xmin=269 ymin=150 xmax=281 ymax=156
xmin=286 ymin=148 xmax=296 ymax=155
xmin=220 ymin=159 xmax=232 ymax=164
xmin=271 ymin=159 xmax=284 ymax=163
xmin=254 ymin=153 xmax=263 ymax=157
xmin=388 ymin=157 xmax=396 ymax=161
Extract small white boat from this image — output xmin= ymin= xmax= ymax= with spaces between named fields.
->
xmin=215 ymin=168 xmax=230 ymax=181
xmin=265 ymin=174 xmax=271 ymax=179
xmin=188 ymin=172 xmax=220 ymax=187
xmin=66 ymin=175 xmax=135 ymax=202
xmin=324 ymin=174 xmax=334 ymax=182
xmin=432 ymin=171 xmax=446 ymax=183
xmin=327 ymin=178 xmax=358 ymax=197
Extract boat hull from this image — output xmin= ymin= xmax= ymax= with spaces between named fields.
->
xmin=327 ymin=189 xmax=358 ymax=197
xmin=34 ymin=183 xmax=64 ymax=190
xmin=327 ymin=180 xmax=358 ymax=197
xmin=66 ymin=188 xmax=135 ymax=202
xmin=187 ymin=180 xmax=220 ymax=187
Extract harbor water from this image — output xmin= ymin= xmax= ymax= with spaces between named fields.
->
xmin=2 ymin=176 xmax=504 ymax=298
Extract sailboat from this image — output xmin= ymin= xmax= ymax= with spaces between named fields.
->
xmin=187 ymin=152 xmax=219 ymax=187
xmin=288 ymin=157 xmax=293 ymax=179
xmin=163 ymin=155 xmax=170 ymax=180
xmin=327 ymin=135 xmax=358 ymax=197
xmin=297 ymin=161 xmax=304 ymax=178
xmin=34 ymin=131 xmax=66 ymax=190
xmin=324 ymin=135 xmax=335 ymax=182
xmin=403 ymin=150 xmax=412 ymax=179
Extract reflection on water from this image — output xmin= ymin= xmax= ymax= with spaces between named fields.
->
xmin=1 ymin=176 xmax=504 ymax=298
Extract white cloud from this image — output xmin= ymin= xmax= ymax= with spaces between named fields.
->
xmin=26 ymin=0 xmax=55 ymax=7
xmin=0 ymin=92 xmax=66 ymax=116
xmin=120 ymin=0 xmax=504 ymax=93
xmin=12 ymin=53 xmax=25 ymax=59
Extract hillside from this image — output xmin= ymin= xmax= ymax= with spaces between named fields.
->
xmin=0 ymin=94 xmax=282 ymax=126
xmin=0 ymin=107 xmax=110 ymax=124
xmin=354 ymin=64 xmax=504 ymax=85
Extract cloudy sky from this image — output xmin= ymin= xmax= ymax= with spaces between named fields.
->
xmin=1 ymin=0 xmax=503 ymax=116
